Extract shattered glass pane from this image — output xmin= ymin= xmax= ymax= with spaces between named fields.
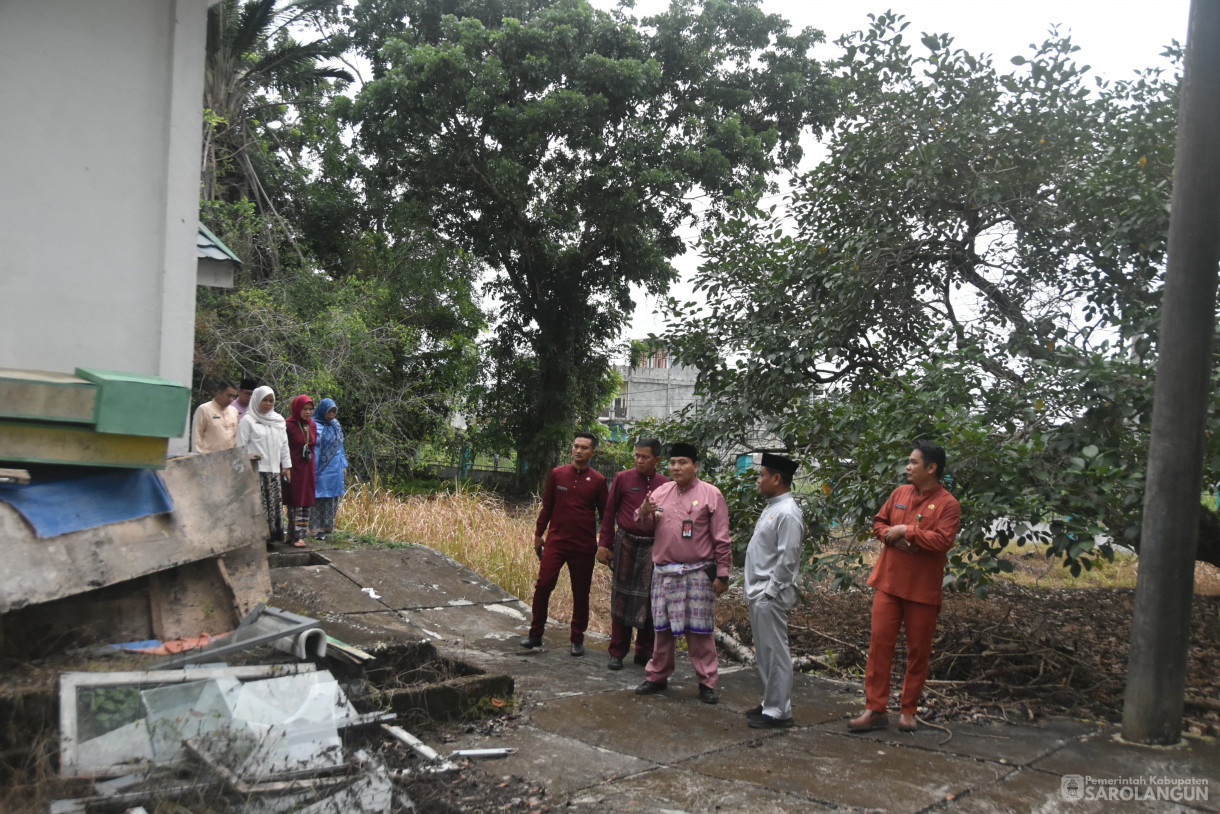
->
xmin=76 ymin=718 xmax=153 ymax=770
xmin=196 ymin=672 xmax=353 ymax=779
xmin=141 ymin=677 xmax=242 ymax=765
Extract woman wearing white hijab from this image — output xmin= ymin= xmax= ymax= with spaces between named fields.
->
xmin=237 ymin=385 xmax=292 ymax=544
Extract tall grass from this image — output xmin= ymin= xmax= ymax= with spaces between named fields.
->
xmin=337 ymin=484 xmax=614 ymax=633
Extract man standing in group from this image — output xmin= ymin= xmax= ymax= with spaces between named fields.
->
xmin=191 ymin=380 xmax=240 ymax=454
xmin=744 ymin=453 xmax=804 ymax=729
xmin=849 ymin=440 xmax=961 ymax=733
xmin=523 ymin=432 xmax=608 ymax=656
xmin=232 ymin=377 xmax=257 ymax=420
xmin=634 ymin=443 xmax=731 ymax=704
xmin=596 ymin=438 xmax=668 ymax=671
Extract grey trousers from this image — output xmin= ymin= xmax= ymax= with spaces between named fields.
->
xmin=748 ymin=594 xmax=793 ymax=718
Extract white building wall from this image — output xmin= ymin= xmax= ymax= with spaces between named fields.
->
xmin=0 ymin=0 xmax=210 ymax=452
xmin=614 ymin=364 xmax=701 ymax=422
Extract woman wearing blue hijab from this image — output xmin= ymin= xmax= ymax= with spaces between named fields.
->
xmin=309 ymin=398 xmax=348 ymax=541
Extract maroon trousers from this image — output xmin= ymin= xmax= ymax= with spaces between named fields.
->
xmin=608 ymin=618 xmax=655 ymax=661
xmin=529 ymin=541 xmax=595 ymax=643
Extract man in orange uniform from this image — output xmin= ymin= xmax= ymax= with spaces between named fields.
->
xmin=848 ymin=440 xmax=961 ymax=733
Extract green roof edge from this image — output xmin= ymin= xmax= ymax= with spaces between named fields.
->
xmin=198 ymin=222 xmax=243 ymax=265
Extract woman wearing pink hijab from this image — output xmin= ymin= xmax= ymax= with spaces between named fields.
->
xmin=283 ymin=394 xmax=318 ymax=547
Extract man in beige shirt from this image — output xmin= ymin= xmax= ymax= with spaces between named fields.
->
xmin=192 ymin=380 xmax=240 ymax=454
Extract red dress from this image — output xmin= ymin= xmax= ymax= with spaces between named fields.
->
xmin=284 ymin=396 xmax=317 ymax=508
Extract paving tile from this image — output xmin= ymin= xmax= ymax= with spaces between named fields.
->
xmin=324 ymin=547 xmax=516 ymax=609
xmin=308 ymin=609 xmax=425 ymax=648
xmin=573 ymin=767 xmax=838 ymax=813
xmin=1032 ymin=726 xmax=1220 ymax=812
xmin=448 ymin=724 xmax=655 ymax=798
xmin=270 ymin=564 xmax=384 ymax=614
xmin=814 ymin=715 xmax=1095 ymax=767
xmin=953 ymin=766 xmax=1208 ymax=813
xmin=526 ymin=686 xmax=764 ymax=764
xmin=407 ymin=600 xmax=532 ymax=647
xmin=687 ymin=727 xmax=1010 ymax=813
xmin=712 ymin=667 xmax=860 ymax=728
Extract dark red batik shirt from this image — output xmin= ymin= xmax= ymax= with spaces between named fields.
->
xmin=535 ymin=464 xmax=609 ymax=551
xmin=597 ymin=467 xmax=669 ymax=549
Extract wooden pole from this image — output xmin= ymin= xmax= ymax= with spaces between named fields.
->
xmin=1122 ymin=0 xmax=1220 ymax=745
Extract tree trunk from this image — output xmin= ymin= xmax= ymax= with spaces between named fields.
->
xmin=1122 ymin=0 xmax=1220 ymax=746
xmin=518 ymin=310 xmax=580 ymax=491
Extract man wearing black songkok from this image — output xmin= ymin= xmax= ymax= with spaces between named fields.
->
xmin=743 ymin=452 xmax=804 ymax=728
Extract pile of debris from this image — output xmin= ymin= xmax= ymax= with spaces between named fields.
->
xmin=49 ymin=605 xmax=500 ymax=813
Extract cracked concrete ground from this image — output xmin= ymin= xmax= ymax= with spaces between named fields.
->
xmin=272 ymin=545 xmax=1220 ymax=813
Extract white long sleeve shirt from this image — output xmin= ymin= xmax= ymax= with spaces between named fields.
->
xmin=743 ymin=492 xmax=805 ymax=604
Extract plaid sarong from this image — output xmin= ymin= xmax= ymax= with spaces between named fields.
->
xmin=651 ymin=560 xmax=716 ymax=636
xmin=611 ymin=529 xmax=655 ymax=628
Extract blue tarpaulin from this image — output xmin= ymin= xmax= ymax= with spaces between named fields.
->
xmin=0 ymin=468 xmax=174 ymax=538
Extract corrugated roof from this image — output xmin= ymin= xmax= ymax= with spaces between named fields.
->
xmin=197 ymin=223 xmax=242 ymax=265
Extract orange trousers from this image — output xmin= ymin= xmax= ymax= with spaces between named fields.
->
xmin=864 ymin=589 xmax=940 ymax=714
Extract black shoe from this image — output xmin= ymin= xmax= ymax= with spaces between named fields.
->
xmin=635 ymin=679 xmax=667 ymax=695
xmin=520 ymin=636 xmax=543 ymax=649
xmin=315 ymin=534 xmax=326 ymax=542
xmin=607 ymin=656 xmax=624 ymax=670
xmin=749 ymin=714 xmax=796 ymax=729
xmin=571 ymin=641 xmax=585 ymax=657
xmin=744 ymin=704 xmax=764 ymax=717
xmin=698 ymin=684 xmax=719 ymax=705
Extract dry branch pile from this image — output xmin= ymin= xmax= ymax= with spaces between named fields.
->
xmin=717 ymin=582 xmax=1220 ymax=735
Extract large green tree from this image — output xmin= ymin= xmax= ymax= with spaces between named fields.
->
xmin=203 ymin=0 xmax=352 ymax=211
xmin=196 ymin=2 xmax=486 ymax=469
xmin=664 ymin=13 xmax=1220 ymax=585
xmin=347 ymin=0 xmax=833 ymax=481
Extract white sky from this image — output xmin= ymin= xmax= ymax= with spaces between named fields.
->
xmin=595 ymin=0 xmax=1192 ymax=344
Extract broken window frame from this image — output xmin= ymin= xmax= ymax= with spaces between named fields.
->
xmin=58 ymin=663 xmax=317 ymax=778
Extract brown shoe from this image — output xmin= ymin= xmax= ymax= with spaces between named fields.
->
xmin=847 ymin=710 xmax=889 ymax=732
xmin=898 ymin=713 xmax=917 ymax=732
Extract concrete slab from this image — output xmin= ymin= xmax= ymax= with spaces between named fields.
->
xmin=487 ymin=642 xmax=663 ymax=702
xmin=814 ymin=715 xmax=1095 ymax=767
xmin=409 ymin=599 xmax=532 ymax=646
xmin=260 ymin=544 xmax=1219 ymax=814
xmin=526 ymin=688 xmax=765 ymax=764
xmin=958 ymin=766 xmax=1200 ymax=813
xmin=315 ymin=611 xmax=426 ymax=649
xmin=450 ymin=724 xmax=655 ymax=798
xmin=270 ymin=564 xmax=385 ymax=615
xmin=688 ymin=727 xmax=1010 ymax=813
xmin=323 ymin=547 xmax=516 ymax=610
xmin=0 ymin=446 xmax=265 ymax=612
xmin=717 ymin=667 xmax=861 ymax=726
xmin=572 ymin=767 xmax=837 ymax=813
xmin=1032 ymin=727 xmax=1220 ymax=811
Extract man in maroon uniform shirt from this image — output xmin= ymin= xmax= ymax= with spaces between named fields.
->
xmin=523 ymin=432 xmax=609 ymax=655
xmin=596 ymin=438 xmax=669 ymax=670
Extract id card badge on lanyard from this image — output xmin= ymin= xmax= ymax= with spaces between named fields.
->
xmin=682 ymin=500 xmax=697 ymax=538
